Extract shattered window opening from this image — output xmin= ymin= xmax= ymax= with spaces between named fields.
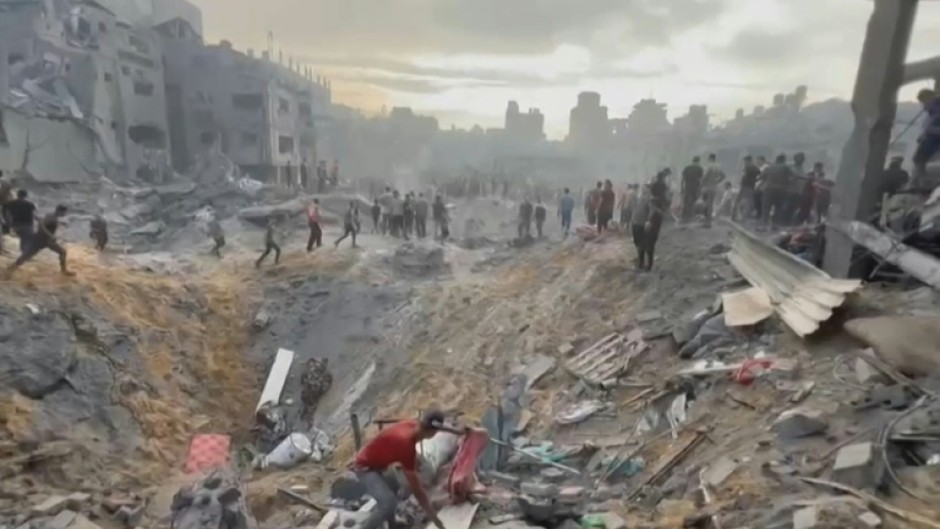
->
xmin=232 ymin=93 xmax=263 ymax=110
xmin=133 ymin=81 xmax=154 ymax=96
xmin=128 ymin=125 xmax=166 ymax=148
xmin=241 ymin=132 xmax=258 ymax=146
xmin=278 ymin=98 xmax=289 ymax=114
xmin=278 ymin=135 xmax=293 ymax=154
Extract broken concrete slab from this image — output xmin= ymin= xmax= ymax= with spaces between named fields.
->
xmin=793 ymin=506 xmax=819 ymax=529
xmin=30 ymin=495 xmax=69 ymax=517
xmin=773 ymin=406 xmax=830 ymax=440
xmin=486 ymin=471 xmax=521 ymax=488
xmin=426 ymin=503 xmax=478 ymax=529
xmin=519 ymin=482 xmax=558 ymax=498
xmin=115 ymin=503 xmax=145 ymax=527
xmin=845 ymin=316 xmax=940 ymax=377
xmin=517 ymin=354 xmax=556 ymax=389
xmin=65 ymin=492 xmax=92 ymax=511
xmin=539 ymin=467 xmax=566 ymax=483
xmin=832 ymin=221 xmax=940 ymax=290
xmin=854 ymin=354 xmax=886 ymax=385
xmin=858 ymin=511 xmax=882 ymax=527
xmin=557 ymin=486 xmax=585 ymax=504
xmin=47 ymin=509 xmax=78 ymax=529
xmin=69 ymin=515 xmax=105 ymax=529
xmin=256 ymin=347 xmax=294 ymax=411
xmin=833 ymin=442 xmax=882 ymax=490
xmin=702 ymin=456 xmax=739 ymax=487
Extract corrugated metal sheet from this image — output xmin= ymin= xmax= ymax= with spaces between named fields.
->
xmin=726 ymin=221 xmax=861 ymax=336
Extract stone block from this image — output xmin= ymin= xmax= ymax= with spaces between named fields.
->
xmin=773 ymin=407 xmax=829 ymax=440
xmin=833 ymin=442 xmax=882 ymax=490
xmin=858 ymin=511 xmax=882 ymax=527
xmin=486 ymin=471 xmax=521 ymax=488
xmin=855 ymin=356 xmax=885 ymax=385
xmin=47 ymin=509 xmax=78 ymax=529
xmin=115 ymin=504 xmax=145 ymax=528
xmin=539 ymin=467 xmax=566 ymax=483
xmin=793 ymin=506 xmax=818 ymax=529
xmin=557 ymin=486 xmax=584 ymax=504
xmin=703 ymin=456 xmax=738 ymax=487
xmin=30 ymin=496 xmax=69 ymax=517
xmin=66 ymin=492 xmax=92 ymax=510
xmin=519 ymin=482 xmax=557 ymax=499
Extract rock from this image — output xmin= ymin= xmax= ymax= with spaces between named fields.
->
xmin=252 ymin=308 xmax=273 ymax=331
xmin=557 ymin=342 xmax=574 ymax=356
xmin=30 ymin=495 xmax=69 ymax=517
xmin=773 ymin=406 xmax=829 ymax=440
xmin=130 ymin=220 xmax=165 ymax=236
xmin=703 ymin=456 xmax=738 ymax=487
xmin=793 ymin=506 xmax=818 ymax=529
xmin=833 ymin=442 xmax=882 ymax=490
xmin=519 ymin=482 xmax=558 ymax=499
xmin=557 ymin=486 xmax=584 ymax=504
xmin=70 ymin=515 xmax=105 ymax=529
xmin=116 ymin=504 xmax=145 ymax=527
xmin=856 ymin=384 xmax=913 ymax=411
xmin=486 ymin=471 xmax=521 ymax=488
xmin=0 ymin=307 xmax=77 ymax=399
xmin=539 ymin=468 xmax=565 ymax=483
xmin=858 ymin=512 xmax=882 ymax=527
xmin=854 ymin=355 xmax=886 ymax=385
xmin=845 ymin=317 xmax=940 ymax=377
xmin=636 ymin=310 xmax=663 ymax=324
xmin=66 ymin=492 xmax=92 ymax=510
xmin=515 ymin=496 xmax=555 ymax=524
xmin=171 ymin=468 xmax=257 ymax=529
xmin=47 ymin=510 xmax=78 ymax=529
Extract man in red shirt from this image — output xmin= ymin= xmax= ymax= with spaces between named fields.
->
xmin=354 ymin=410 xmax=453 ymax=529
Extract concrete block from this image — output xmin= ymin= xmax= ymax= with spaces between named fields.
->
xmin=557 ymin=486 xmax=584 ymax=504
xmin=773 ymin=406 xmax=829 ymax=440
xmin=539 ymin=467 xmax=566 ymax=483
xmin=66 ymin=492 xmax=92 ymax=510
xmin=858 ymin=511 xmax=882 ymax=527
xmin=47 ymin=509 xmax=78 ymax=529
xmin=793 ymin=506 xmax=818 ymax=529
xmin=703 ymin=456 xmax=738 ymax=487
xmin=30 ymin=495 xmax=69 ymax=517
xmin=557 ymin=342 xmax=574 ymax=356
xmin=115 ymin=504 xmax=145 ymax=527
xmin=486 ymin=471 xmax=521 ymax=487
xmin=855 ymin=356 xmax=885 ymax=385
xmin=519 ymin=482 xmax=558 ymax=499
xmin=70 ymin=515 xmax=105 ymax=529
xmin=833 ymin=442 xmax=881 ymax=490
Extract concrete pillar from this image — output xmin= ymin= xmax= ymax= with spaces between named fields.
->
xmin=824 ymin=0 xmax=919 ymax=278
xmin=0 ymin=41 xmax=9 ymax=106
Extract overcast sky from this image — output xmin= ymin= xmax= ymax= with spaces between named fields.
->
xmin=192 ymin=0 xmax=940 ymax=138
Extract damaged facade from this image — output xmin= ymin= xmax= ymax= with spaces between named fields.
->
xmin=0 ymin=0 xmax=331 ymax=185
xmin=159 ymin=32 xmax=331 ymax=184
xmin=0 ymin=0 xmax=171 ymax=182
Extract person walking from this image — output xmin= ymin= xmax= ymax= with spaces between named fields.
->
xmin=534 ymin=198 xmax=547 ymax=238
xmin=334 ymin=201 xmax=359 ymax=248
xmin=307 ymin=199 xmax=323 ymax=252
xmin=255 ymin=218 xmax=281 ymax=268
xmin=558 ymin=188 xmax=575 ymax=237
xmin=5 ymin=204 xmax=73 ymax=277
xmin=681 ymin=156 xmax=704 ymax=223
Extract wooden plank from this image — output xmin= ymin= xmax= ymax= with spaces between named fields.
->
xmin=256 ymin=348 xmax=294 ymax=411
xmin=426 ymin=503 xmax=479 ymax=529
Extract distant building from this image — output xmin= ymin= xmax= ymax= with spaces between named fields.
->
xmin=0 ymin=0 xmax=175 ymax=182
xmin=159 ymin=29 xmax=331 ymax=183
xmin=567 ymin=91 xmax=609 ymax=149
xmin=505 ymin=101 xmax=545 ymax=142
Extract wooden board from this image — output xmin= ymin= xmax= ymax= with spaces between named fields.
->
xmin=565 ymin=330 xmax=649 ymax=385
xmin=256 ymin=348 xmax=294 ymax=411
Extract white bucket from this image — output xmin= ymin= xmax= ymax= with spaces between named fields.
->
xmin=263 ymin=433 xmax=313 ymax=469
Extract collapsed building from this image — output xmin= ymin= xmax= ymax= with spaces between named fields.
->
xmin=0 ymin=0 xmax=332 ymax=186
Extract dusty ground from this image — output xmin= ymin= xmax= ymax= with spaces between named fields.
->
xmin=3 ymin=192 xmax=940 ymax=529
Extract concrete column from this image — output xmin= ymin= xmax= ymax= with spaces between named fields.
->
xmin=0 ymin=41 xmax=9 ymax=106
xmin=824 ymin=0 xmax=919 ymax=278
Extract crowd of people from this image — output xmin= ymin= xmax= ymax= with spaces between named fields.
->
xmin=0 ymin=169 xmax=107 ymax=277
xmin=369 ymin=188 xmax=451 ymax=242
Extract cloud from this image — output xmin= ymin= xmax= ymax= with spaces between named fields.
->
xmin=713 ymin=30 xmax=809 ymax=67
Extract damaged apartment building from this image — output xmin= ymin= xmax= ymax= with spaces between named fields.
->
xmin=159 ymin=34 xmax=331 ymax=185
xmin=0 ymin=0 xmax=331 ymax=186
